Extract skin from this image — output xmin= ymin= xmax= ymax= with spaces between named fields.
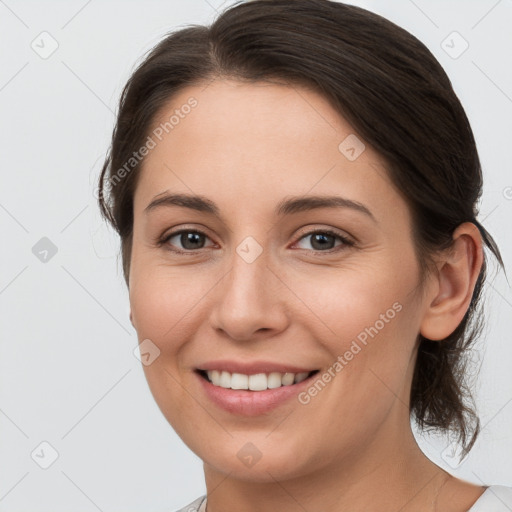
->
xmin=128 ymin=79 xmax=486 ymax=511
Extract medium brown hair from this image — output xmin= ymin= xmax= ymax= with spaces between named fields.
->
xmin=97 ymin=0 xmax=504 ymax=458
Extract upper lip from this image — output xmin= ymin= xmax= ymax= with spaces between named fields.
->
xmin=197 ymin=360 xmax=317 ymax=375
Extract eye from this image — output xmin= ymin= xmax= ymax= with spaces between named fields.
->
xmin=158 ymin=227 xmax=354 ymax=254
xmin=293 ymin=229 xmax=354 ymax=252
xmin=159 ymin=229 xmax=215 ymax=253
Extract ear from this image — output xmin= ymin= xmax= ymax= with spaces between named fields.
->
xmin=420 ymin=222 xmax=484 ymax=341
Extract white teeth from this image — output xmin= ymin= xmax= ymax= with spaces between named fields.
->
xmin=248 ymin=373 xmax=267 ymax=391
xmin=281 ymin=372 xmax=295 ymax=386
xmin=231 ymin=373 xmax=249 ymax=389
xmin=204 ymin=370 xmax=313 ymax=390
xmin=219 ymin=371 xmax=231 ymax=388
xmin=267 ymin=372 xmax=283 ymax=389
xmin=294 ymin=372 xmax=310 ymax=384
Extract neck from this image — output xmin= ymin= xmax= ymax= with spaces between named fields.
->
xmin=202 ymin=416 xmax=449 ymax=512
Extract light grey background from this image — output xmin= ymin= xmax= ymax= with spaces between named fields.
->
xmin=0 ymin=0 xmax=511 ymax=510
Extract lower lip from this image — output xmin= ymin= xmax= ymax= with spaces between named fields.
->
xmin=196 ymin=371 xmax=317 ymax=416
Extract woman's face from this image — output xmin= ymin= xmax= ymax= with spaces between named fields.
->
xmin=129 ymin=79 xmax=430 ymax=481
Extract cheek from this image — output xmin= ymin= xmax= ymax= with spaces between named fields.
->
xmin=287 ymin=282 xmax=419 ymax=464
xmin=289 ymin=251 xmax=420 ymax=346
xmin=129 ymin=261 xmax=210 ymax=344
xmin=128 ymin=263 xmax=208 ymax=426
xmin=287 ymin=251 xmax=422 ymax=404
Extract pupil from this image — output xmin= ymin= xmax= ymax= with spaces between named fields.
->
xmin=182 ymin=232 xmax=204 ymax=250
xmin=312 ymin=233 xmax=334 ymax=250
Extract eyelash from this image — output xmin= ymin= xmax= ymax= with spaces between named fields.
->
xmin=157 ymin=228 xmax=355 ymax=255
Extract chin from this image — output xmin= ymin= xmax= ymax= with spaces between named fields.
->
xmin=204 ymin=454 xmax=310 ymax=483
xmin=196 ymin=434 xmax=321 ymax=483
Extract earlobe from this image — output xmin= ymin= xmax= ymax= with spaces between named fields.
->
xmin=420 ymin=222 xmax=483 ymax=341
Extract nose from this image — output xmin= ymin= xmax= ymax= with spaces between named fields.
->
xmin=208 ymin=244 xmax=290 ymax=342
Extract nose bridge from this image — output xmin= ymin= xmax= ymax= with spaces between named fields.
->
xmin=210 ymin=235 xmax=287 ymax=340
xmin=224 ymin=236 xmax=272 ymax=312
xmin=233 ymin=235 xmax=268 ymax=293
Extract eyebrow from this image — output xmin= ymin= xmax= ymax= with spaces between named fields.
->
xmin=144 ymin=192 xmax=376 ymax=222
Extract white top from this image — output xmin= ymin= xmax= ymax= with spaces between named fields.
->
xmin=175 ymin=485 xmax=512 ymax=512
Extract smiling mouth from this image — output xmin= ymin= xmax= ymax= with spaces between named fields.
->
xmin=196 ymin=369 xmax=320 ymax=391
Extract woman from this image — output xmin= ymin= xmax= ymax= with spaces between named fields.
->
xmin=97 ymin=0 xmax=511 ymax=510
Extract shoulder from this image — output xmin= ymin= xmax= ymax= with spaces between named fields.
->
xmin=469 ymin=485 xmax=512 ymax=511
xmin=173 ymin=495 xmax=207 ymax=512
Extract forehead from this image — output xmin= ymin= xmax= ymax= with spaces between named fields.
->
xmin=133 ymin=79 xmax=405 ymax=221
